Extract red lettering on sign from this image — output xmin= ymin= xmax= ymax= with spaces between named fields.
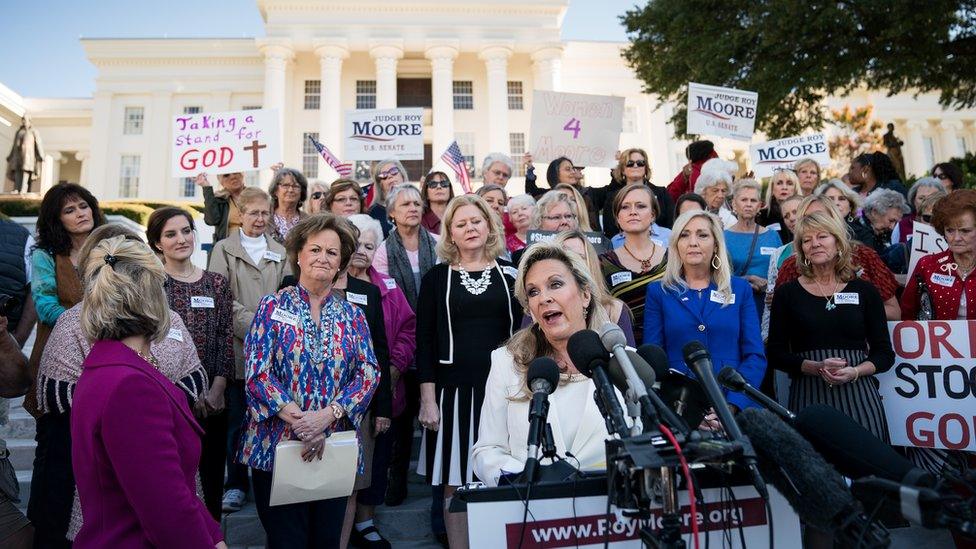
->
xmin=907 ymin=411 xmax=936 ymax=447
xmin=929 ymin=322 xmax=962 ymax=359
xmin=939 ymin=413 xmax=971 ymax=450
xmin=893 ymin=322 xmax=925 ymax=359
xmin=179 ymin=147 xmax=235 ymax=171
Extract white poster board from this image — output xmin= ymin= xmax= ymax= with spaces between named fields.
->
xmin=907 ymin=221 xmax=949 ymax=278
xmin=686 ymin=82 xmax=758 ymax=141
xmin=749 ymin=133 xmax=830 ymax=178
xmin=529 ymin=90 xmax=624 ymax=168
xmin=877 ymin=321 xmax=976 ymax=451
xmin=344 ymin=108 xmax=424 ymax=161
xmin=172 ymin=109 xmax=281 ymax=177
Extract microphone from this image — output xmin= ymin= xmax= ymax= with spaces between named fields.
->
xmin=682 ymin=341 xmax=768 ymax=500
xmin=567 ymin=329 xmax=629 ymax=439
xmin=717 ymin=366 xmax=796 ymax=421
xmin=736 ymin=408 xmax=890 ymax=548
xmin=522 ymin=357 xmax=561 ymax=483
xmin=599 ymin=323 xmax=661 ymax=431
xmin=793 ymin=404 xmax=934 ymax=487
xmin=607 ymin=344 xmax=690 ymax=435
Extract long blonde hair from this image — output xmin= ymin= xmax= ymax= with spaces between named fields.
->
xmin=662 ymin=210 xmax=733 ymax=305
xmin=793 ymin=211 xmax=857 ymax=282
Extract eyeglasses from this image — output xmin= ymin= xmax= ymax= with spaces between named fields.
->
xmin=278 ymin=183 xmax=301 ymax=189
xmin=243 ymin=210 xmax=271 ymax=219
xmin=311 ymin=192 xmax=325 ymax=200
xmin=934 ymin=172 xmax=949 ymax=180
xmin=333 ymin=196 xmax=360 ymax=204
xmin=921 ymin=213 xmax=933 ymax=223
xmin=543 ymin=213 xmax=578 ymax=222
xmin=378 ymin=167 xmax=400 ymax=180
xmin=626 ymin=160 xmax=647 ymax=168
xmin=427 ymin=179 xmax=451 ymax=189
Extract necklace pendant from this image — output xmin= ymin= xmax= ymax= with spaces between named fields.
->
xmin=825 ymin=301 xmax=836 ymax=311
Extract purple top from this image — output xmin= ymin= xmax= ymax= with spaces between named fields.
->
xmin=367 ymin=266 xmax=416 ymax=417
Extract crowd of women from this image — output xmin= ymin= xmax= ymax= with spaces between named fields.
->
xmin=4 ymin=141 xmax=973 ymax=549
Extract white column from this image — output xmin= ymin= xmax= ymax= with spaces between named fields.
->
xmin=905 ymin=121 xmax=928 ymax=178
xmin=370 ymin=43 xmax=403 ymax=109
xmin=426 ymin=44 xmax=459 ymax=158
xmin=480 ymin=46 xmax=513 ymax=155
xmin=314 ymin=41 xmax=349 ymax=175
xmin=259 ymin=40 xmax=294 ymax=187
xmin=40 ymin=152 xmax=61 ymax=194
xmin=531 ymin=46 xmax=563 ymax=92
xmin=87 ymin=91 xmax=113 ymax=198
xmin=146 ymin=90 xmax=173 ymax=199
xmin=939 ymin=120 xmax=964 ymax=160
xmin=75 ymin=152 xmax=89 ymax=187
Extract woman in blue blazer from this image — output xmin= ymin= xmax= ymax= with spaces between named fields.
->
xmin=644 ymin=210 xmax=767 ymax=414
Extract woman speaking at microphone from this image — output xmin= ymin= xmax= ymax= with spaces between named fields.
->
xmin=472 ymin=242 xmax=629 ymax=487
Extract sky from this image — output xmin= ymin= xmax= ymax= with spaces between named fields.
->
xmin=0 ymin=0 xmax=636 ymax=99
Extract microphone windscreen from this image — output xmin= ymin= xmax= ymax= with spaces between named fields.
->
xmin=598 ymin=322 xmax=628 ymax=351
xmin=635 ymin=344 xmax=670 ymax=380
xmin=793 ymin=404 xmax=930 ymax=485
xmin=567 ymin=329 xmax=608 ymax=378
xmin=607 ymin=349 xmax=657 ymax=395
xmin=737 ymin=407 xmax=856 ymax=531
xmin=527 ymin=357 xmax=560 ymax=395
xmin=717 ymin=366 xmax=746 ymax=391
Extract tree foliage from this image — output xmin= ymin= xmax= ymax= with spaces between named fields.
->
xmin=621 ymin=0 xmax=976 ymax=139
xmin=826 ymin=105 xmax=882 ymax=177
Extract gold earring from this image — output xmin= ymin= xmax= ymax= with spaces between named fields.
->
xmin=711 ymin=255 xmax=721 ymax=270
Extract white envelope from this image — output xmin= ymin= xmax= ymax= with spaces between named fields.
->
xmin=269 ymin=430 xmax=359 ymax=506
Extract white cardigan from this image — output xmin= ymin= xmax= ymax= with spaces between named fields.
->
xmin=471 ymin=347 xmax=631 ymax=487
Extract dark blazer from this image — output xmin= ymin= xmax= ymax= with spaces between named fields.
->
xmin=71 ymin=340 xmax=222 ymax=548
xmin=643 ymin=277 xmax=767 ymax=411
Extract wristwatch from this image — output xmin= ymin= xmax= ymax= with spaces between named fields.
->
xmin=329 ymin=402 xmax=345 ymax=420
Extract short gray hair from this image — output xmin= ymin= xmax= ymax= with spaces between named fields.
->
xmin=908 ymin=177 xmax=946 ymax=210
xmin=385 ymin=183 xmax=423 ymax=211
xmin=482 ymin=153 xmax=515 ymax=176
xmin=694 ymin=169 xmax=733 ymax=195
xmin=862 ymin=188 xmax=910 ymax=216
xmin=508 ymin=193 xmax=536 ymax=210
xmin=731 ymin=178 xmax=761 ymax=199
xmin=347 ymin=213 xmax=384 ymax=245
xmin=815 ymin=179 xmax=862 ymax=211
xmin=372 ymin=158 xmax=410 ymax=203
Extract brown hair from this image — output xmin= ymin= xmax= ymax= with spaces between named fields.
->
xmin=324 ymin=178 xmax=365 ymax=214
xmin=284 ymin=213 xmax=359 ymax=283
xmin=615 ymin=147 xmax=651 ymax=183
xmin=146 ymin=207 xmax=195 ymax=254
xmin=612 ymin=183 xmax=659 ymax=220
xmin=932 ymin=189 xmax=976 ymax=236
xmin=420 ymin=171 xmax=455 ymax=207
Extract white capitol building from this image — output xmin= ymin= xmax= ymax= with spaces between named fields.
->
xmin=2 ymin=0 xmax=975 ymax=201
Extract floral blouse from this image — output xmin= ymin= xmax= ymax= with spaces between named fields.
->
xmin=238 ymin=284 xmax=379 ymax=472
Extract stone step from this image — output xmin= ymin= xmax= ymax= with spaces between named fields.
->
xmin=15 ymin=469 xmax=31 ymax=509
xmin=6 ymin=437 xmax=36 ymax=471
xmin=0 ymin=409 xmax=36 ymax=440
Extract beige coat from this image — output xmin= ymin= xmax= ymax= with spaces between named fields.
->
xmin=208 ymin=230 xmax=291 ymax=378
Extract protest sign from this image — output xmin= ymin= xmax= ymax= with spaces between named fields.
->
xmin=344 ymin=108 xmax=424 ymax=161
xmin=526 ymin=230 xmax=610 ymax=254
xmin=907 ymin=221 xmax=949 ymax=278
xmin=877 ymin=321 xmax=976 ymax=451
xmin=529 ymin=90 xmax=624 ymax=168
xmin=172 ymin=109 xmax=280 ymax=178
xmin=686 ymin=82 xmax=758 ymax=141
xmin=749 ymin=133 xmax=829 ymax=178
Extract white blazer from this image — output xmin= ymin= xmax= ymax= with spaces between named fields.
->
xmin=472 ymin=347 xmax=631 ymax=487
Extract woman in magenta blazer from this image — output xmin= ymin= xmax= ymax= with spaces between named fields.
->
xmin=70 ymin=235 xmax=224 ymax=548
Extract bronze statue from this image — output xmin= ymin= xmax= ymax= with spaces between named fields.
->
xmin=5 ymin=114 xmax=44 ymax=194
xmin=883 ymin=122 xmax=906 ymax=181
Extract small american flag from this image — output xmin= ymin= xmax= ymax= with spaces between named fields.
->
xmin=440 ymin=141 xmax=472 ymax=193
xmin=308 ymin=135 xmax=353 ymax=177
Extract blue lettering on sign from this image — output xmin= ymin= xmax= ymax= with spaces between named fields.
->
xmin=756 ymin=142 xmax=827 ymax=162
xmin=695 ymin=96 xmax=755 ymax=119
xmin=351 ymin=122 xmax=423 ymax=142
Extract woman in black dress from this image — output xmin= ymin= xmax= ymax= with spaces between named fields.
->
xmin=768 ymin=211 xmax=895 ymax=441
xmin=416 ymin=194 xmax=520 ymax=549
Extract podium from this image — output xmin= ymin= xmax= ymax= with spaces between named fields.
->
xmin=454 ymin=473 xmax=800 ymax=548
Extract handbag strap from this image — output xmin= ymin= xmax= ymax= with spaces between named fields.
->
xmin=735 ymin=224 xmax=761 ymax=277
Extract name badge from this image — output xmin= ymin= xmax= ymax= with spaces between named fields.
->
xmin=347 ymin=292 xmax=368 ymax=306
xmin=263 ymin=250 xmax=282 ymax=262
xmin=931 ymin=273 xmax=955 ymax=287
xmin=710 ymin=290 xmax=735 ymax=305
xmin=502 ymin=266 xmax=518 ymax=279
xmin=834 ymin=292 xmax=860 ymax=305
xmin=760 ymin=246 xmax=778 ymax=256
xmin=610 ymin=271 xmax=633 ymax=286
xmin=383 ymin=278 xmax=397 ymax=290
xmin=166 ymin=327 xmax=184 ymax=342
xmin=191 ymin=296 xmax=215 ymax=308
xmin=766 ymin=223 xmax=782 ymax=232
xmin=270 ymin=307 xmax=299 ymax=327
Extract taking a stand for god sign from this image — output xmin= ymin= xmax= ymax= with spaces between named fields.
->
xmin=171 ymin=109 xmax=281 ymax=177
xmin=876 ymin=321 xmax=976 ymax=452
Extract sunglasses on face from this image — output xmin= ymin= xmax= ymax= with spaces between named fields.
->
xmin=935 ymin=172 xmax=948 ymax=180
xmin=427 ymin=179 xmax=451 ymax=189
xmin=378 ymin=167 xmax=400 ymax=180
xmin=626 ymin=160 xmax=647 ymax=168
xmin=311 ymin=192 xmax=325 ymax=200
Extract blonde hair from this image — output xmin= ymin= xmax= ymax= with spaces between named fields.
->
xmin=551 ymin=184 xmax=594 ymax=231
xmin=80 ymin=235 xmax=170 ymax=344
xmin=793 ymin=211 xmax=856 ymax=282
xmin=765 ymin=170 xmax=801 ymax=207
xmin=554 ymin=230 xmax=617 ymax=314
xmin=435 ymin=194 xmax=506 ymax=265
xmin=731 ymin=178 xmax=762 ymax=200
xmin=615 ymin=148 xmax=651 ymax=183
xmin=815 ymin=179 xmax=862 ymax=214
xmin=662 ymin=210 xmax=733 ymax=305
xmin=508 ymin=242 xmax=610 ymax=399
xmin=77 ymin=224 xmax=144 ymax=284
xmin=238 ymin=186 xmax=272 ymax=212
xmin=794 ymin=158 xmax=822 ymax=179
xmin=532 ymin=192 xmax=579 ymax=231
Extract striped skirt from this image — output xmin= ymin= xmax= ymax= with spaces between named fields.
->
xmin=788 ymin=348 xmax=890 ymax=443
xmin=417 ymin=384 xmax=485 ymax=486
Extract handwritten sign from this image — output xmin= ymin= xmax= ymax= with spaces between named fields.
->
xmin=344 ymin=108 xmax=424 ymax=161
xmin=529 ymin=91 xmax=624 ymax=168
xmin=171 ymin=109 xmax=281 ymax=177
xmin=907 ymin=221 xmax=948 ymax=279
xmin=686 ymin=83 xmax=758 ymax=141
xmin=877 ymin=321 xmax=976 ymax=451
xmin=749 ymin=133 xmax=829 ymax=178
xmin=525 ymin=230 xmax=610 ymax=254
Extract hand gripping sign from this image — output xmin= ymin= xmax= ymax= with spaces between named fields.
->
xmin=172 ymin=109 xmax=281 ymax=178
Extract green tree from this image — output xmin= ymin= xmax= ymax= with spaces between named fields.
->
xmin=621 ymin=1 xmax=976 ymax=139
xmin=826 ymin=105 xmax=882 ymax=177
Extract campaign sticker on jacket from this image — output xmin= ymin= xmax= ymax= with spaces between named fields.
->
xmin=710 ymin=290 xmax=735 ymax=305
xmin=383 ymin=278 xmax=397 ymax=290
xmin=502 ymin=265 xmax=518 ymax=279
xmin=931 ymin=273 xmax=955 ymax=287
xmin=347 ymin=292 xmax=368 ymax=306
xmin=270 ymin=307 xmax=299 ymax=327
xmin=263 ymin=250 xmax=282 ymax=263
xmin=166 ymin=327 xmax=184 ymax=342
xmin=760 ymin=246 xmax=778 ymax=256
xmin=834 ymin=292 xmax=860 ymax=305
xmin=610 ymin=271 xmax=633 ymax=286
xmin=191 ymin=296 xmax=215 ymax=308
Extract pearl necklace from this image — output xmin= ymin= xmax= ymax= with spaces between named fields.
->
xmin=457 ymin=263 xmax=493 ymax=295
